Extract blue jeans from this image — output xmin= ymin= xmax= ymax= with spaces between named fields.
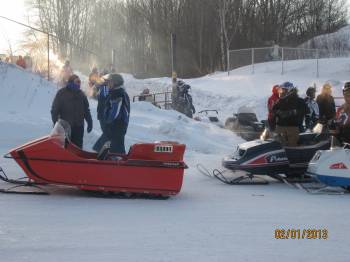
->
xmin=106 ymin=122 xmax=128 ymax=154
xmin=93 ymin=120 xmax=109 ymax=152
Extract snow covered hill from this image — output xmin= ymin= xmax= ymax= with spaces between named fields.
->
xmin=1 ymin=59 xmax=350 ymax=262
xmin=299 ymin=25 xmax=350 ymax=52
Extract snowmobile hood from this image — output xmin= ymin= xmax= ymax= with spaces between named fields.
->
xmin=308 ymin=147 xmax=350 ymax=187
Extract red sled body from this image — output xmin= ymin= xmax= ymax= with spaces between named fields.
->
xmin=7 ymin=121 xmax=187 ymax=197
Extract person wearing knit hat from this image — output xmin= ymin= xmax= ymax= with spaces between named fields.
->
xmin=316 ymin=83 xmax=336 ymax=124
xmin=51 ymin=74 xmax=93 ymax=149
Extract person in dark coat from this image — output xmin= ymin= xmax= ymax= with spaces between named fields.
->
xmin=272 ymin=82 xmax=308 ymax=146
xmin=182 ymin=85 xmax=196 ymax=118
xmin=92 ymin=80 xmax=110 ymax=152
xmin=304 ymin=86 xmax=319 ymax=130
xmin=335 ymin=82 xmax=350 ymax=143
xmin=316 ymin=83 xmax=336 ymax=124
xmin=103 ymin=74 xmax=130 ymax=154
xmin=172 ymin=80 xmax=195 ymax=118
xmin=51 ymin=74 xmax=93 ymax=148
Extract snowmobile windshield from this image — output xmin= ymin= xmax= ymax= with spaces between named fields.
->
xmin=237 ymin=106 xmax=255 ymax=114
xmin=312 ymin=123 xmax=324 ymax=134
xmin=50 ymin=119 xmax=71 ymax=146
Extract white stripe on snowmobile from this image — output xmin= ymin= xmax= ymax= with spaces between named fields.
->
xmin=240 ymin=149 xmax=286 ymax=166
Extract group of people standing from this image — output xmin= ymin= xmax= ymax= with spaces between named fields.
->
xmin=50 ymin=63 xmax=350 ymax=153
xmin=267 ymin=81 xmax=350 ymax=146
xmin=51 ymin=72 xmax=130 ymax=154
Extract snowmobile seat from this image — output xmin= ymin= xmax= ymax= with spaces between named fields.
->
xmin=297 ymin=133 xmax=317 ymax=146
xmin=209 ymin=116 xmax=219 ymax=122
xmin=297 ymin=132 xmax=329 ymax=146
xmin=97 ymin=141 xmax=111 ymax=160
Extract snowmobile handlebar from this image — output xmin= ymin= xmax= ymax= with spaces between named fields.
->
xmin=198 ymin=110 xmax=218 ymax=115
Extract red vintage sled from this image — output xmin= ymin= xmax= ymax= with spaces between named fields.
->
xmin=2 ymin=120 xmax=187 ymax=197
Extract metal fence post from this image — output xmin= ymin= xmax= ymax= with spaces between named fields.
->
xmin=316 ymin=49 xmax=319 ymax=78
xmin=252 ymin=48 xmax=255 ymax=74
xmin=227 ymin=49 xmax=230 ymax=76
xmin=112 ymin=49 xmax=116 ymax=69
xmin=281 ymin=47 xmax=284 ymax=75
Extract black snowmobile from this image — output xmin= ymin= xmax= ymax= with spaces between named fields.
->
xmin=221 ymin=127 xmax=330 ymax=184
xmin=225 ymin=106 xmax=265 ymax=141
xmin=195 ymin=110 xmax=224 ymax=128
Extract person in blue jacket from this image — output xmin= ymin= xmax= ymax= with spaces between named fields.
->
xmin=103 ymin=74 xmax=130 ymax=154
xmin=92 ymin=78 xmax=110 ymax=152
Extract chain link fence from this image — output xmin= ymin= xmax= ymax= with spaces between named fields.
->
xmin=227 ymin=46 xmax=350 ymax=77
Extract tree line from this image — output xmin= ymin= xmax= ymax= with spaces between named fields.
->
xmin=27 ymin=0 xmax=348 ymax=78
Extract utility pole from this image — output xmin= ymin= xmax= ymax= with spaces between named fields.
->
xmin=170 ymin=33 xmax=177 ymax=109
xmin=171 ymin=33 xmax=177 ymax=84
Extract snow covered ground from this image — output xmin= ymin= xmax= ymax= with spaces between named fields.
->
xmin=1 ymin=59 xmax=350 ymax=262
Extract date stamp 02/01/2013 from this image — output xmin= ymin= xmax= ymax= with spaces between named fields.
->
xmin=275 ymin=229 xmax=328 ymax=239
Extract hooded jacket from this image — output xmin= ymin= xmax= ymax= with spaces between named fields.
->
xmin=316 ymin=94 xmax=336 ymax=122
xmin=104 ymin=86 xmax=130 ymax=126
xmin=51 ymin=86 xmax=92 ymax=128
xmin=267 ymin=86 xmax=280 ymax=126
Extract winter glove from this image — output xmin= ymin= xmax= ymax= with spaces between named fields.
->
xmin=87 ymin=123 xmax=93 ymax=133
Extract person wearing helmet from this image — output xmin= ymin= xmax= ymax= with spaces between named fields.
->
xmin=335 ymin=82 xmax=350 ymax=143
xmin=51 ymin=74 xmax=93 ymax=149
xmin=267 ymin=84 xmax=280 ymax=130
xmin=316 ymin=83 xmax=336 ymax=124
xmin=304 ymin=86 xmax=319 ymax=130
xmin=272 ymin=82 xmax=308 ymax=146
xmin=103 ymin=73 xmax=130 ymax=154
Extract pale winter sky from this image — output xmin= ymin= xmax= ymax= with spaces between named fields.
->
xmin=0 ymin=0 xmax=350 ymax=55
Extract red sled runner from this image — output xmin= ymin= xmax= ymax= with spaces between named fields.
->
xmin=2 ymin=120 xmax=187 ymax=197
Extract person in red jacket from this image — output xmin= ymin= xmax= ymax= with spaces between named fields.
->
xmin=267 ymin=84 xmax=280 ymax=130
xmin=16 ymin=55 xmax=26 ymax=69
